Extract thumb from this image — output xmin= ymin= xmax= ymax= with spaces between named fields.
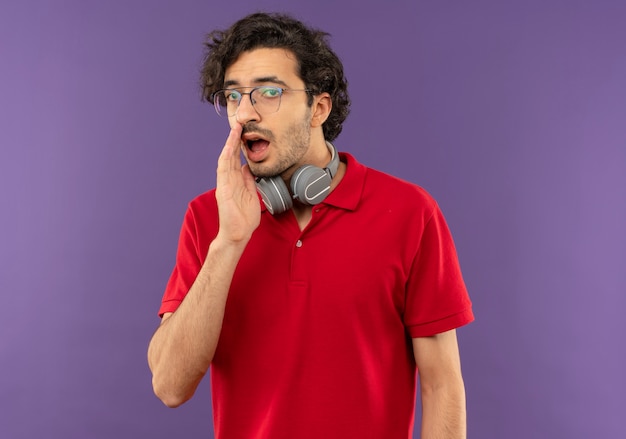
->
xmin=241 ymin=164 xmax=258 ymax=194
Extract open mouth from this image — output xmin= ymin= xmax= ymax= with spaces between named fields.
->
xmin=246 ymin=138 xmax=270 ymax=152
xmin=242 ymin=132 xmax=270 ymax=152
xmin=242 ymin=132 xmax=270 ymax=162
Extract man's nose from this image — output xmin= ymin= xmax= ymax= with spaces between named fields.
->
xmin=235 ymin=93 xmax=259 ymax=124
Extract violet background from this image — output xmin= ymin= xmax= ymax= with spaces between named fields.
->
xmin=1 ymin=1 xmax=625 ymax=438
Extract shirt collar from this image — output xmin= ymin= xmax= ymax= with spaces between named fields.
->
xmin=322 ymin=152 xmax=365 ymax=211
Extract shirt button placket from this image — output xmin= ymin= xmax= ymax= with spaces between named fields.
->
xmin=290 ymin=238 xmax=307 ymax=284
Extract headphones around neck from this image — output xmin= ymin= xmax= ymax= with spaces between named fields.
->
xmin=255 ymin=141 xmax=340 ymax=215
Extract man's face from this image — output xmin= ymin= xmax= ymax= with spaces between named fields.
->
xmin=223 ymin=48 xmax=313 ymax=179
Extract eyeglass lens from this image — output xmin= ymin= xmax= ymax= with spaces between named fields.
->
xmin=214 ymin=87 xmax=283 ymax=117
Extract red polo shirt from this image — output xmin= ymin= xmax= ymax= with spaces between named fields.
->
xmin=159 ymin=152 xmax=473 ymax=439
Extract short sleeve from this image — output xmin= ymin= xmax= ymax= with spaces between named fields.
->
xmin=403 ymin=204 xmax=474 ymax=337
xmin=158 ymin=192 xmax=219 ymax=317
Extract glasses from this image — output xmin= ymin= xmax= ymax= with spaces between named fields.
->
xmin=211 ymin=86 xmax=311 ymax=117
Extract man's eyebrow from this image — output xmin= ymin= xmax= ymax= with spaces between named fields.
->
xmin=223 ymin=76 xmax=289 ymax=88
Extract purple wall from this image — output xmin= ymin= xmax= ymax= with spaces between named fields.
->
xmin=1 ymin=1 xmax=624 ymax=438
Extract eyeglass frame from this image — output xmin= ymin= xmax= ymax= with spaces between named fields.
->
xmin=210 ymin=86 xmax=312 ymax=117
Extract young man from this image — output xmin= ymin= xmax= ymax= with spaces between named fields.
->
xmin=148 ymin=12 xmax=474 ymax=439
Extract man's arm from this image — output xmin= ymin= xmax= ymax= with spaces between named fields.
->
xmin=147 ymin=123 xmax=260 ymax=407
xmin=413 ymin=329 xmax=467 ymax=439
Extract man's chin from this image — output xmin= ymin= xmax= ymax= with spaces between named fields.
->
xmin=249 ymin=166 xmax=279 ymax=180
xmin=248 ymin=162 xmax=288 ymax=180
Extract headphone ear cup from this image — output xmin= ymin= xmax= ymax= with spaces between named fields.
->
xmin=256 ymin=176 xmax=293 ymax=215
xmin=290 ymin=165 xmax=333 ymax=206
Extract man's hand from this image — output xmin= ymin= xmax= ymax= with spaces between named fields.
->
xmin=148 ymin=124 xmax=261 ymax=407
xmin=215 ymin=123 xmax=261 ymax=244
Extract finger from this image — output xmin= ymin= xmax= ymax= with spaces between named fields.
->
xmin=241 ymin=163 xmax=258 ymax=192
xmin=217 ymin=124 xmax=243 ymax=173
xmin=226 ymin=124 xmax=243 ymax=164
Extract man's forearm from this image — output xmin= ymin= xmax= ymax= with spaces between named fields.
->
xmin=420 ymin=378 xmax=467 ymax=439
xmin=147 ymin=238 xmax=246 ymax=407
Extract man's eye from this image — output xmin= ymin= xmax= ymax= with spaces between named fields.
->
xmin=259 ymin=87 xmax=281 ymax=98
xmin=225 ymin=91 xmax=241 ymax=101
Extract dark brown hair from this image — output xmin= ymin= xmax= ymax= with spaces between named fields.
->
xmin=200 ymin=12 xmax=350 ymax=141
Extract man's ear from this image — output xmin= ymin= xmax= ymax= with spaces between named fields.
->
xmin=310 ymin=93 xmax=332 ymax=128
